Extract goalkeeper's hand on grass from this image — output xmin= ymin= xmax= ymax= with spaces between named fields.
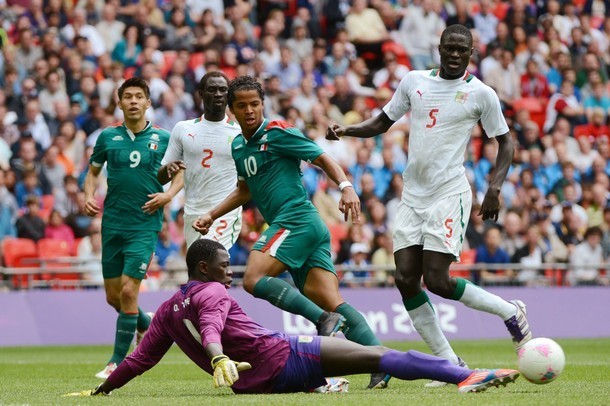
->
xmin=62 ymin=384 xmax=110 ymax=397
xmin=211 ymin=354 xmax=252 ymax=388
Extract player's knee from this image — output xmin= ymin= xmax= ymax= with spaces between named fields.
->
xmin=394 ymin=270 xmax=419 ymax=292
xmin=242 ymin=272 xmax=262 ymax=294
xmin=119 ymin=285 xmax=139 ymax=306
xmin=105 ymin=295 xmax=120 ymax=310
xmin=423 ymin=274 xmax=453 ymax=298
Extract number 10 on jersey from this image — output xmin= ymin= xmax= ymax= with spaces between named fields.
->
xmin=244 ymin=156 xmax=257 ymax=177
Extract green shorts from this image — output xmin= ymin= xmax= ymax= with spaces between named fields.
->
xmin=252 ymin=217 xmax=336 ymax=292
xmin=101 ymin=228 xmax=158 ymax=280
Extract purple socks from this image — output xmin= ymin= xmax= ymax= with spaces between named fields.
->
xmin=379 ymin=350 xmax=472 ymax=384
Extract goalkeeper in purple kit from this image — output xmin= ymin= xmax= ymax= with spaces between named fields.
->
xmin=66 ymin=239 xmax=519 ymax=396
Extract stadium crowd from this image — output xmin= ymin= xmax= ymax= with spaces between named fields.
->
xmin=2 ymin=0 xmax=610 ymax=289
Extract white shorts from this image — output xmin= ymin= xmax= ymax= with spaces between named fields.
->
xmin=184 ymin=209 xmax=242 ymax=251
xmin=393 ymin=191 xmax=472 ymax=259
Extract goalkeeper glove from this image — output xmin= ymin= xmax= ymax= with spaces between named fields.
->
xmin=210 ymin=354 xmax=252 ymax=388
xmin=62 ymin=384 xmax=110 ymax=397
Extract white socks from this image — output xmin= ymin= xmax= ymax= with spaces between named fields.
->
xmin=408 ymin=302 xmax=459 ymax=364
xmin=458 ymin=283 xmax=516 ymax=320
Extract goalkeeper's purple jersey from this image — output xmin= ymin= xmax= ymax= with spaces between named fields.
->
xmin=110 ymin=281 xmax=290 ymax=394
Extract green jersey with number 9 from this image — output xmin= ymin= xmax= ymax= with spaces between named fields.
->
xmin=90 ymin=122 xmax=170 ymax=232
xmin=232 ymin=119 xmax=324 ymax=224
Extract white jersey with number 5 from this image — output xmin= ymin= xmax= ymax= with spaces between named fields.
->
xmin=162 ymin=116 xmax=242 ymax=248
xmin=383 ymin=69 xmax=509 ymax=209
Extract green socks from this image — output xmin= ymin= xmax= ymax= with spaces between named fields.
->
xmin=109 ymin=311 xmax=138 ymax=365
xmin=253 ymin=276 xmax=324 ymax=323
xmin=136 ymin=307 xmax=151 ymax=331
xmin=335 ymin=302 xmax=382 ymax=346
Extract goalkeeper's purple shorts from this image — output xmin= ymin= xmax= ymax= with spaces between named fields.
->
xmin=272 ymin=335 xmax=326 ymax=393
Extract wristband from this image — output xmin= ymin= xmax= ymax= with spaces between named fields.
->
xmin=339 ymin=181 xmax=353 ymax=191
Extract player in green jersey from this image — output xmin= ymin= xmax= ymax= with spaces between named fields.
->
xmin=84 ymin=77 xmax=180 ymax=379
xmin=193 ymin=76 xmax=390 ymax=389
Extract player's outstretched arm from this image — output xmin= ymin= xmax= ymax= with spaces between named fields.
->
xmin=193 ymin=181 xmax=251 ymax=235
xmin=157 ymin=160 xmax=186 ymax=185
xmin=312 ymin=153 xmax=360 ymax=223
xmin=83 ymin=164 xmax=102 ymax=217
xmin=326 ymin=112 xmax=395 ymax=140
xmin=479 ymin=132 xmax=514 ymax=222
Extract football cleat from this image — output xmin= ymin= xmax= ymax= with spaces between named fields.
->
xmin=62 ymin=384 xmax=110 ymax=397
xmin=425 ymin=356 xmax=468 ymax=388
xmin=504 ymin=300 xmax=532 ymax=351
xmin=316 ymin=312 xmax=346 ymax=337
xmin=95 ymin=362 xmax=117 ymax=379
xmin=457 ymin=369 xmax=520 ymax=393
xmin=135 ymin=312 xmax=155 ymax=347
xmin=313 ymin=377 xmax=350 ymax=393
xmin=367 ymin=372 xmax=391 ymax=389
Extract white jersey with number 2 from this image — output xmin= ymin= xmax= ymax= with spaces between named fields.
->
xmin=162 ymin=115 xmax=242 ymax=248
xmin=383 ymin=69 xmax=509 ymax=209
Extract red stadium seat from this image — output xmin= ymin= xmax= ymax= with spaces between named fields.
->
xmin=450 ymin=249 xmax=476 ymax=279
xmin=37 ymin=238 xmax=81 ymax=289
xmin=161 ymin=51 xmax=178 ymax=78
xmin=188 ymin=52 xmax=205 ymax=71
xmin=1 ymin=238 xmax=39 ymax=289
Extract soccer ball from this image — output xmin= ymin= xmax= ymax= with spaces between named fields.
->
xmin=517 ymin=337 xmax=565 ymax=384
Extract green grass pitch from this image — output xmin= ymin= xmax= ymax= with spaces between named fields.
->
xmin=1 ymin=339 xmax=609 ymax=405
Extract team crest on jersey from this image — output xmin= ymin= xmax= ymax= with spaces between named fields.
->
xmin=455 ymin=91 xmax=469 ymax=104
xmin=261 ymin=133 xmax=268 ymax=142
xmin=148 ymin=142 xmax=158 ymax=150
xmin=112 ymin=135 xmax=124 ymax=141
xmin=150 ymin=133 xmax=160 ymax=141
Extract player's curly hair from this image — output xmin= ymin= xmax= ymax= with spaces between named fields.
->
xmin=227 ymin=75 xmax=265 ymax=108
xmin=118 ymin=77 xmax=150 ymax=100
xmin=197 ymin=71 xmax=230 ymax=94
xmin=441 ymin=24 xmax=473 ymax=47
xmin=186 ymin=239 xmax=226 ymax=277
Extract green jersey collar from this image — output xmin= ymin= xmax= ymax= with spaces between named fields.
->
xmin=123 ymin=121 xmax=152 ymax=141
xmin=244 ymin=118 xmax=268 ymax=144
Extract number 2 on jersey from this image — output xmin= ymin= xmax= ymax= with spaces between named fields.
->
xmin=201 ymin=149 xmax=213 ymax=168
xmin=426 ymin=108 xmax=439 ymax=128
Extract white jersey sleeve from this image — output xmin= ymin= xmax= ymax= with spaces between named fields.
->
xmin=161 ymin=122 xmax=185 ymax=165
xmin=478 ymin=84 xmax=510 ymax=138
xmin=382 ymin=71 xmax=415 ymax=121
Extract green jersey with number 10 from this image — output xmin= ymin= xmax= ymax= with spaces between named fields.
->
xmin=232 ymin=119 xmax=324 ymax=224
xmin=90 ymin=122 xmax=170 ymax=232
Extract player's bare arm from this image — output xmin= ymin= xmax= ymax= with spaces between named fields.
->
xmin=157 ymin=160 xmax=186 ymax=185
xmin=142 ymin=174 xmax=184 ymax=214
xmin=479 ymin=132 xmax=514 ymax=222
xmin=193 ymin=180 xmax=251 ymax=234
xmin=326 ymin=112 xmax=395 ymax=140
xmin=313 ymin=153 xmax=360 ymax=223
xmin=83 ymin=164 xmax=103 ymax=217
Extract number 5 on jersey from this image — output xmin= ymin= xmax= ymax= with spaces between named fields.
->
xmin=426 ymin=108 xmax=439 ymax=128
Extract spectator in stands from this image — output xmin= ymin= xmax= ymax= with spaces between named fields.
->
xmin=45 ymin=208 xmax=75 ymax=249
xmin=329 ymin=75 xmax=355 ymax=115
xmin=41 ymin=144 xmax=66 ymax=193
xmin=397 ymin=0 xmax=445 ymax=70
xmin=465 ymin=203 xmax=486 ymax=250
xmin=61 ymin=7 xmax=106 ymax=57
xmin=163 ymin=7 xmax=195 ymax=52
xmin=569 ymin=226 xmax=608 ymax=285
xmin=475 ymin=227 xmax=512 ymax=286
xmin=14 ymin=169 xmax=42 ymax=209
xmin=193 ymin=9 xmax=224 ymax=53
xmin=341 ymin=242 xmax=372 ymax=288
xmin=155 ymin=90 xmax=187 ymax=132
xmin=544 ymin=80 xmax=585 ymax=133
xmin=511 ymin=225 xmax=546 ymax=286
xmin=473 ymin=0 xmax=498 ymax=44
xmin=156 ymin=221 xmax=179 ymax=271
xmin=37 ymin=70 xmax=69 ymax=117
xmin=77 ymin=218 xmax=103 ymax=285
xmin=486 ymin=49 xmax=521 ymax=112
xmin=373 ymin=52 xmax=410 ymax=91
xmin=111 ymin=25 xmax=141 ymax=68
xmin=96 ymin=3 xmax=126 ymax=54
xmin=14 ymin=28 xmax=43 ymax=76
xmin=0 ymin=169 xmax=18 ymax=240
xmin=500 ymin=210 xmax=525 ymax=257
xmin=286 ymin=20 xmax=313 ymax=65
xmin=345 ymin=0 xmax=388 ymax=70
xmin=23 ymin=98 xmax=51 ymax=150
xmin=16 ymin=194 xmax=45 ymax=242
